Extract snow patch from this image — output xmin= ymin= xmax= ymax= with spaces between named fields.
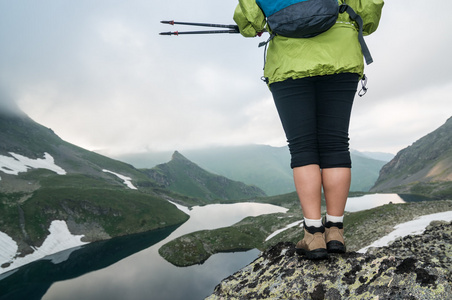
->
xmin=102 ymin=169 xmax=137 ymax=189
xmin=0 ymin=220 xmax=88 ymax=275
xmin=0 ymin=231 xmax=18 ymax=265
xmin=0 ymin=152 xmax=66 ymax=177
xmin=359 ymin=211 xmax=452 ymax=253
xmin=263 ymin=211 xmax=452 ymax=251
xmin=167 ymin=200 xmax=191 ymax=215
xmin=265 ymin=220 xmax=303 ymax=241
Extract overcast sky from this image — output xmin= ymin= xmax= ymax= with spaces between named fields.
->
xmin=1 ymin=0 xmax=451 ymax=156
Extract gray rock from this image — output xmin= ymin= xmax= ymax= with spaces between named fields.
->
xmin=206 ymin=221 xmax=452 ymax=300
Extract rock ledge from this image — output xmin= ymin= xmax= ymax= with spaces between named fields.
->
xmin=206 ymin=221 xmax=452 ymax=300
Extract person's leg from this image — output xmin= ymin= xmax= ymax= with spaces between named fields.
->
xmin=293 ymin=164 xmax=322 ymax=219
xmin=315 ymin=73 xmax=358 ymax=217
xmin=271 ymin=78 xmax=327 ymax=259
xmin=322 ymin=168 xmax=351 ymax=217
xmin=315 ymin=73 xmax=359 ymax=253
xmin=270 ymin=78 xmax=322 ymax=219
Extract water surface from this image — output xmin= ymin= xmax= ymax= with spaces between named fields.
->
xmin=0 ymin=194 xmax=430 ymax=300
xmin=0 ymin=203 xmax=285 ymax=300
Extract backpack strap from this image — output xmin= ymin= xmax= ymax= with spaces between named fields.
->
xmin=339 ymin=4 xmax=373 ymax=65
xmin=258 ymin=33 xmax=275 ymax=72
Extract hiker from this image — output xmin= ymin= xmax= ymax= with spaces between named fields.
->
xmin=233 ymin=0 xmax=384 ymax=259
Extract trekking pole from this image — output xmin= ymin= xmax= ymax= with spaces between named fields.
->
xmin=159 ymin=20 xmax=240 ymax=35
xmin=159 ymin=30 xmax=239 ymax=36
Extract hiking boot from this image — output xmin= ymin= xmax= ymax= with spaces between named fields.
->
xmin=324 ymin=220 xmax=346 ymax=253
xmin=295 ymin=223 xmax=328 ymax=260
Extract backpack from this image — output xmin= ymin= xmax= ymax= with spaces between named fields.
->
xmin=256 ymin=0 xmax=373 ymax=65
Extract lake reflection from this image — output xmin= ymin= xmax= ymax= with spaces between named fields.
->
xmin=43 ymin=248 xmax=260 ymax=300
xmin=164 ymin=202 xmax=288 ymax=239
xmin=0 ymin=203 xmax=286 ymax=300
xmin=42 ymin=203 xmax=286 ymax=300
xmin=0 ymin=225 xmax=179 ymax=300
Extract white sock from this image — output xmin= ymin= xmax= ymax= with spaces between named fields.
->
xmin=326 ymin=214 xmax=344 ymax=223
xmin=304 ymin=217 xmax=323 ymax=228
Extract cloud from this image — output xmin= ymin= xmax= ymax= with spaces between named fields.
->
xmin=350 ymin=82 xmax=452 ymax=153
xmin=0 ymin=89 xmax=22 ymax=117
xmin=0 ymin=0 xmax=451 ymax=156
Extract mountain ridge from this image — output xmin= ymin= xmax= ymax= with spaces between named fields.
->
xmin=371 ymin=116 xmax=452 ymax=198
xmin=113 ymin=145 xmax=392 ymax=195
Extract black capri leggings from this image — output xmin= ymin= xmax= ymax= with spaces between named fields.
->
xmin=270 ymin=73 xmax=359 ymax=169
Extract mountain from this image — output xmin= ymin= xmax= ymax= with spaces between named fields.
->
xmin=371 ymin=116 xmax=452 ymax=199
xmin=142 ymin=151 xmax=267 ymax=203
xmin=349 ymin=150 xmax=390 ymax=192
xmin=183 ymin=145 xmax=294 ymax=196
xmin=113 ymin=146 xmax=391 ymax=195
xmin=0 ymin=109 xmax=272 ymax=273
xmin=0 ymin=111 xmax=191 ymax=267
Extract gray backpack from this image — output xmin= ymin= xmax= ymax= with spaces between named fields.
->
xmin=257 ymin=0 xmax=372 ymax=65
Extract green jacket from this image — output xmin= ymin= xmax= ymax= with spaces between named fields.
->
xmin=233 ymin=0 xmax=384 ymax=85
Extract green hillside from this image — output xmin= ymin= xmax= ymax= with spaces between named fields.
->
xmin=142 ymin=151 xmax=267 ymax=203
xmin=0 ymin=111 xmax=190 ymax=256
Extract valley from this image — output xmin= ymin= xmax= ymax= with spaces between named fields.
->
xmin=0 ymin=110 xmax=451 ymax=299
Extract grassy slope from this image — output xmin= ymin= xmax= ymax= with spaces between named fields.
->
xmin=0 ymin=170 xmax=189 ymax=250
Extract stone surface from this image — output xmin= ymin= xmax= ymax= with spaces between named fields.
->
xmin=206 ymin=221 xmax=452 ymax=300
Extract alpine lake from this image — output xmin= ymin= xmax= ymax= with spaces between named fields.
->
xmin=0 ymin=194 xmax=426 ymax=300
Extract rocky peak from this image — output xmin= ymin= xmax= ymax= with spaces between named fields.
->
xmin=170 ymin=150 xmax=199 ymax=169
xmin=206 ymin=221 xmax=452 ymax=299
xmin=171 ymin=150 xmax=186 ymax=161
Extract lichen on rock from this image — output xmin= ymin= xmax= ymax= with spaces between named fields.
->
xmin=206 ymin=221 xmax=452 ymax=300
